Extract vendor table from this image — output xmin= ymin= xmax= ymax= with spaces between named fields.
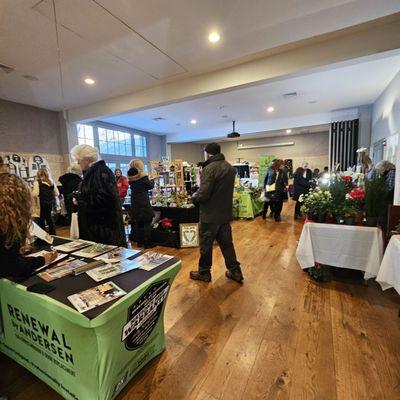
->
xmin=296 ymin=222 xmax=384 ymax=279
xmin=233 ymin=192 xmax=263 ymax=219
xmin=0 ymin=238 xmax=181 ymax=400
xmin=376 ymin=235 xmax=400 ymax=294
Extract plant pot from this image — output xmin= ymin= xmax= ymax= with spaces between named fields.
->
xmin=344 ymin=217 xmax=355 ymax=225
xmin=334 ymin=215 xmax=344 ymax=224
xmin=365 ymin=216 xmax=378 ymax=227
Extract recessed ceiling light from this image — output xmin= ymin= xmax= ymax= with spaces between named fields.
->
xmin=208 ymin=32 xmax=221 ymax=43
xmin=286 ymin=129 xmax=292 ymax=134
xmin=267 ymin=106 xmax=275 ymax=113
xmin=221 ymin=115 xmax=229 ymax=118
xmin=190 ymin=119 xmax=197 ymax=125
xmin=84 ymin=77 xmax=95 ymax=85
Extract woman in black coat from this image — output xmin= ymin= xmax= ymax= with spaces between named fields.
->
xmin=128 ymin=159 xmax=155 ymax=248
xmin=71 ymin=144 xmax=126 ymax=247
xmin=58 ymin=164 xmax=82 ymax=222
xmin=263 ymin=159 xmax=288 ymax=222
xmin=292 ymin=167 xmax=315 ymax=219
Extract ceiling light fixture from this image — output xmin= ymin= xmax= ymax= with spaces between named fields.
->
xmin=84 ymin=77 xmax=95 ymax=85
xmin=286 ymin=129 xmax=292 ymax=134
xmin=208 ymin=31 xmax=221 ymax=43
xmin=267 ymin=106 xmax=275 ymax=113
xmin=190 ymin=119 xmax=197 ymax=125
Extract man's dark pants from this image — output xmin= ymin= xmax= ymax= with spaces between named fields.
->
xmin=198 ymin=222 xmax=240 ymax=272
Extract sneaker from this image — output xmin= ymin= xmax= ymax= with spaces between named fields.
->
xmin=225 ymin=268 xmax=244 ymax=283
xmin=190 ymin=270 xmax=212 ymax=282
xmin=275 ymin=216 xmax=281 ymax=222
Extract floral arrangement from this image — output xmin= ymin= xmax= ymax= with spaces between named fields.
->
xmin=299 ymin=188 xmax=332 ymax=214
xmin=158 ymin=217 xmax=173 ymax=230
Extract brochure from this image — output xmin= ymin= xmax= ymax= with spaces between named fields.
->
xmin=72 ymin=243 xmax=117 ymax=258
xmin=94 ymin=247 xmax=140 ymax=263
xmin=138 ymin=252 xmax=174 ymax=271
xmin=86 ymin=259 xmax=141 ymax=282
xmin=29 ymin=221 xmax=53 ymax=244
xmin=29 ymin=251 xmax=68 ymax=272
xmin=53 ymin=240 xmax=92 ymax=253
xmin=67 ymin=282 xmax=126 ymax=313
xmin=38 ymin=258 xmax=87 ymax=282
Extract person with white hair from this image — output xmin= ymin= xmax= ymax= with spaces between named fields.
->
xmin=58 ymin=163 xmax=83 ymax=222
xmin=70 ymin=144 xmax=126 ymax=246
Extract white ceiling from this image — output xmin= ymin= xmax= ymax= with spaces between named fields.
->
xmin=101 ymin=52 xmax=400 ymax=142
xmin=0 ymin=0 xmax=399 ymax=110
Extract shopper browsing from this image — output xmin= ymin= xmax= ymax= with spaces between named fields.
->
xmin=127 ymin=159 xmax=155 ymax=248
xmin=115 ymin=168 xmax=129 ymax=206
xmin=190 ymin=143 xmax=243 ymax=283
xmin=32 ymin=167 xmax=59 ymax=235
xmin=292 ymin=167 xmax=315 ymax=219
xmin=262 ymin=160 xmax=277 ymax=219
xmin=58 ymin=163 xmax=82 ymax=223
xmin=71 ymin=144 xmax=126 ymax=247
xmin=0 ymin=173 xmax=57 ymax=278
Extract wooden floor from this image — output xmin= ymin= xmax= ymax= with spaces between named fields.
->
xmin=2 ymin=203 xmax=400 ymax=399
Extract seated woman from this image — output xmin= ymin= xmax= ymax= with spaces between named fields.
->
xmin=0 ymin=173 xmax=57 ymax=278
xmin=128 ymin=159 xmax=155 ymax=248
xmin=71 ymin=144 xmax=126 ymax=247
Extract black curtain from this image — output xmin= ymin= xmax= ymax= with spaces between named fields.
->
xmin=330 ymin=119 xmax=358 ymax=171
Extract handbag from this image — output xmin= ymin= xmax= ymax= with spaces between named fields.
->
xmin=70 ymin=212 xmax=79 ymax=239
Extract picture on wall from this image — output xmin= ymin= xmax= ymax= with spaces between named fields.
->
xmin=179 ymin=223 xmax=200 ymax=248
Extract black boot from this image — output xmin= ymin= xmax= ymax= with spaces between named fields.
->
xmin=190 ymin=270 xmax=212 ymax=282
xmin=225 ymin=267 xmax=244 ymax=283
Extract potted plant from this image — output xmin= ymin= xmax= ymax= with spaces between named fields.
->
xmin=347 ymin=188 xmax=365 ymax=225
xmin=364 ymin=174 xmax=389 ymax=226
xmin=300 ymin=188 xmax=332 ymax=222
xmin=330 ymin=203 xmax=345 ymax=224
xmin=343 ymin=204 xmax=357 ymax=225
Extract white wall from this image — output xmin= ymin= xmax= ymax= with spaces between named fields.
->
xmin=217 ymin=131 xmax=329 ymax=170
xmin=371 ymin=69 xmax=400 ymax=204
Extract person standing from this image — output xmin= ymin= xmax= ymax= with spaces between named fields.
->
xmin=32 ymin=167 xmax=59 ymax=235
xmin=292 ymin=167 xmax=315 ymax=219
xmin=190 ymin=143 xmax=243 ymax=283
xmin=302 ymin=162 xmax=313 ymax=181
xmin=264 ymin=159 xmax=288 ymax=222
xmin=262 ymin=160 xmax=277 ymax=219
xmin=127 ymin=160 xmax=155 ymax=248
xmin=71 ymin=144 xmax=126 ymax=247
xmin=115 ymin=168 xmax=129 ymax=206
xmin=58 ymin=163 xmax=82 ymax=223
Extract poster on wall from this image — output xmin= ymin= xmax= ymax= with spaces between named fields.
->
xmin=4 ymin=154 xmax=29 ymax=178
xmin=28 ymin=155 xmax=50 ymax=178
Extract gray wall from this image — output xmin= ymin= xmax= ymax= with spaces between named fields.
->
xmin=217 ymin=131 xmax=329 ymax=170
xmin=170 ymin=142 xmax=204 ymax=164
xmin=0 ymin=98 xmax=62 ymax=154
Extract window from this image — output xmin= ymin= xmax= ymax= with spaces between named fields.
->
xmin=120 ymin=163 xmax=130 ymax=176
xmin=106 ymin=162 xmax=117 ymax=172
xmin=98 ymin=128 xmax=132 ymax=156
xmin=77 ymin=124 xmax=94 ymax=146
xmin=134 ymin=134 xmax=147 ymax=158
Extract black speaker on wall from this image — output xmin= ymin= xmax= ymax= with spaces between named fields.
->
xmin=330 ymin=119 xmax=359 ymax=171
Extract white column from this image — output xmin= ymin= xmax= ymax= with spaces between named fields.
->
xmin=394 ymin=133 xmax=400 ymax=205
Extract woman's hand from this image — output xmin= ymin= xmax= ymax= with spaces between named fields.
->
xmin=44 ymin=251 xmax=58 ymax=264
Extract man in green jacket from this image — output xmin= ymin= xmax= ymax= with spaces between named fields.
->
xmin=190 ymin=143 xmax=243 ymax=283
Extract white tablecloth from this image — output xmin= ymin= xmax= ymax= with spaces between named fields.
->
xmin=296 ymin=222 xmax=384 ymax=279
xmin=376 ymin=235 xmax=400 ymax=294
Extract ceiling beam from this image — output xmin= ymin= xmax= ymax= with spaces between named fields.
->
xmin=67 ymin=13 xmax=400 ymax=123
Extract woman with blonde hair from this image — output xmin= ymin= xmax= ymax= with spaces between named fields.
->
xmin=32 ymin=167 xmax=59 ymax=235
xmin=127 ymin=159 xmax=155 ymax=248
xmin=0 ymin=173 xmax=57 ymax=278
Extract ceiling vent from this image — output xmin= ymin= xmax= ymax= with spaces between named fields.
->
xmin=23 ymin=75 xmax=39 ymax=81
xmin=283 ymin=92 xmax=297 ymax=99
xmin=152 ymin=117 xmax=166 ymax=121
xmin=0 ymin=63 xmax=15 ymax=74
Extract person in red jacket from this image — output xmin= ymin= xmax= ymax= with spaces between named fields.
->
xmin=115 ymin=169 xmax=129 ymax=205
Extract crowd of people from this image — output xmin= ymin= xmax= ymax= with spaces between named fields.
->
xmin=0 ymin=146 xmax=396 ymax=283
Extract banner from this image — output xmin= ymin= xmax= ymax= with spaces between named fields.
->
xmin=0 ymin=261 xmax=180 ymax=400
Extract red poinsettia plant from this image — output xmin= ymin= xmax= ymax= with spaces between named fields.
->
xmin=346 ymin=188 xmax=365 ymax=211
xmin=159 ymin=217 xmax=173 ymax=230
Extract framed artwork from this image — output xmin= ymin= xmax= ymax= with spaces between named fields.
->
xmin=179 ymin=223 xmax=199 ymax=248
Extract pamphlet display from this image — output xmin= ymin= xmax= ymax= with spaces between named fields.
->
xmin=72 ymin=243 xmax=117 ymax=258
xmin=87 ymin=260 xmax=142 ymax=282
xmin=68 ymin=282 xmax=126 ymax=313
xmin=131 ymin=252 xmax=173 ymax=272
xmin=95 ymin=247 xmax=140 ymax=263
xmin=29 ymin=251 xmax=68 ymax=271
xmin=38 ymin=258 xmax=87 ymax=282
xmin=53 ymin=240 xmax=92 ymax=253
